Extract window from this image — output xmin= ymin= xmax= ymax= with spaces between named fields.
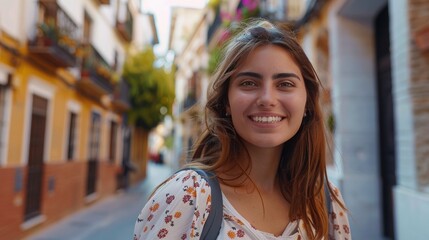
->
xmin=89 ymin=111 xmax=101 ymax=160
xmin=0 ymin=84 xmax=7 ymax=163
xmin=0 ymin=71 xmax=11 ymax=165
xmin=66 ymin=112 xmax=77 ymax=160
xmin=109 ymin=120 xmax=118 ymax=163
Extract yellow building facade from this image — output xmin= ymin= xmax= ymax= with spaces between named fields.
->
xmin=0 ymin=0 xmax=157 ymax=238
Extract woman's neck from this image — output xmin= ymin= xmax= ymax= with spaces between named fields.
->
xmin=238 ymin=143 xmax=283 ymax=192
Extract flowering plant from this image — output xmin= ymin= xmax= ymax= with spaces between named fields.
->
xmin=207 ymin=0 xmax=260 ymax=74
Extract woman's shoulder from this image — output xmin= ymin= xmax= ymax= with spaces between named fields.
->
xmin=148 ymin=169 xmax=213 ymax=208
xmin=326 ymin=181 xmax=352 ymax=239
xmin=134 ymin=169 xmax=214 ymax=239
xmin=326 ymin=181 xmax=345 ymax=202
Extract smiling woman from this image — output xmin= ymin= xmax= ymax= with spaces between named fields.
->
xmin=133 ymin=19 xmax=351 ymax=240
xmin=227 ymin=44 xmax=307 ymax=149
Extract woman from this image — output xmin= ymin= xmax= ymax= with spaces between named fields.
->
xmin=134 ymin=19 xmax=351 ymax=239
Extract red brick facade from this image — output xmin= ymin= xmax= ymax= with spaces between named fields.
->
xmin=0 ymin=161 xmax=120 ymax=239
xmin=409 ymin=0 xmax=429 ymax=187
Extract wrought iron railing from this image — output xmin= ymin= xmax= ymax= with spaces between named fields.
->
xmin=81 ymin=44 xmax=116 ymax=93
xmin=29 ymin=0 xmax=79 ymax=67
xmin=34 ymin=0 xmax=79 ymax=55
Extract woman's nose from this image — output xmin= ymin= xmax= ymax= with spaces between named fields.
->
xmin=256 ymin=85 xmax=277 ymax=107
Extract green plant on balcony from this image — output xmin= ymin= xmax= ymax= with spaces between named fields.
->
xmin=81 ymin=48 xmax=119 ymax=84
xmin=37 ymin=18 xmax=78 ymax=55
xmin=58 ymin=34 xmax=77 ymax=54
xmin=37 ymin=18 xmax=59 ymax=45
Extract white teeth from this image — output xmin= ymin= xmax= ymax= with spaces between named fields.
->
xmin=252 ymin=116 xmax=282 ymax=123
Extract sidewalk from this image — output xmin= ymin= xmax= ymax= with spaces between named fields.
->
xmin=27 ymin=162 xmax=173 ymax=240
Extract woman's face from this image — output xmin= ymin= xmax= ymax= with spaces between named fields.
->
xmin=227 ymin=44 xmax=307 ymax=149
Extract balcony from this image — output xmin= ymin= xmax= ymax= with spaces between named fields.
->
xmin=112 ymin=78 xmax=131 ymax=112
xmin=116 ymin=2 xmax=133 ymax=42
xmin=28 ymin=0 xmax=79 ymax=68
xmin=77 ymin=45 xmax=116 ymax=97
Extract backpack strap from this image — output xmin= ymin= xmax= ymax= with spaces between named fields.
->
xmin=324 ymin=180 xmax=333 ymax=235
xmin=324 ymin=181 xmax=332 ymax=214
xmin=179 ymin=168 xmax=223 ymax=239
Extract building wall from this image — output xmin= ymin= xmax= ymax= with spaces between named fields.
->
xmin=391 ymin=0 xmax=429 ymax=239
xmin=171 ymin=8 xmax=209 ymax=168
xmin=0 ymin=0 xmax=147 ymax=238
xmin=298 ymin=0 xmax=386 ymax=238
xmin=304 ymin=0 xmax=429 ymax=238
xmin=330 ymin=2 xmax=382 ymax=239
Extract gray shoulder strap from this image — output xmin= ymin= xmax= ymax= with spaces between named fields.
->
xmin=324 ymin=181 xmax=333 ymax=214
xmin=179 ymin=168 xmax=223 ymax=239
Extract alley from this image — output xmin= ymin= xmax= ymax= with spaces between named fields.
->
xmin=27 ymin=162 xmax=173 ymax=240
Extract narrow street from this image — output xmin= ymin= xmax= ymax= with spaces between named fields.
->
xmin=27 ymin=162 xmax=173 ymax=240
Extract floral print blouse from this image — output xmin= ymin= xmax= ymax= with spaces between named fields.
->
xmin=134 ymin=170 xmax=351 ymax=240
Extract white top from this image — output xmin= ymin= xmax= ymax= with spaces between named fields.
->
xmin=133 ymin=170 xmax=351 ymax=239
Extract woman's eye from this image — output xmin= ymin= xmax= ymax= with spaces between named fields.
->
xmin=278 ymin=81 xmax=294 ymax=88
xmin=240 ymin=81 xmax=256 ymax=87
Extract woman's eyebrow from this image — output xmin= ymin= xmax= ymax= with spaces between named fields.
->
xmin=235 ymin=72 xmax=301 ymax=81
xmin=235 ymin=71 xmax=262 ymax=79
xmin=273 ymin=73 xmax=301 ymax=81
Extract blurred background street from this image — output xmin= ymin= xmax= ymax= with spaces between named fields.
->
xmin=27 ymin=162 xmax=172 ymax=240
xmin=0 ymin=0 xmax=428 ymax=239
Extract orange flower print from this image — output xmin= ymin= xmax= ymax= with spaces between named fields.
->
xmin=186 ymin=187 xmax=195 ymax=194
xmin=174 ymin=212 xmax=182 ymax=218
xmin=150 ymin=203 xmax=159 ymax=212
xmin=228 ymin=230 xmax=236 ymax=238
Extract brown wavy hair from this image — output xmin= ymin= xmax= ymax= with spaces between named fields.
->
xmin=187 ymin=19 xmax=344 ymax=239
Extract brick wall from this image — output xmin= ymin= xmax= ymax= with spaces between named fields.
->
xmin=0 ymin=167 xmax=26 ymax=240
xmin=0 ymin=160 xmax=121 ymax=239
xmin=409 ymin=0 xmax=429 ymax=188
xmin=98 ymin=161 xmax=120 ymax=198
xmin=41 ymin=161 xmax=87 ymax=225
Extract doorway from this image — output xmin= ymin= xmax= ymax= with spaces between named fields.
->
xmin=24 ymin=95 xmax=48 ymax=220
xmin=86 ymin=111 xmax=101 ymax=196
xmin=375 ymin=4 xmax=396 ymax=239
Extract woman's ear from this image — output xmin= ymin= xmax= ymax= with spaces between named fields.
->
xmin=225 ymin=105 xmax=231 ymax=116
